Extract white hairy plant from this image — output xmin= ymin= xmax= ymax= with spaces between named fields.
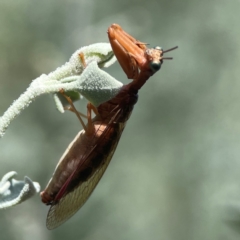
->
xmin=0 ymin=42 xmax=123 ymax=208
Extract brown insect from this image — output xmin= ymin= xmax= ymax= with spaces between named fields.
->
xmin=40 ymin=23 xmax=178 ymax=229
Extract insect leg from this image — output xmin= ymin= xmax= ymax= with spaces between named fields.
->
xmin=59 ymin=89 xmax=88 ymax=132
xmin=79 ymin=52 xmax=87 ymax=68
xmin=85 ymin=102 xmax=99 ymax=135
xmin=58 ymin=51 xmax=88 ymax=118
xmin=63 ymin=105 xmax=87 ymax=118
xmin=87 ymin=102 xmax=99 ymax=116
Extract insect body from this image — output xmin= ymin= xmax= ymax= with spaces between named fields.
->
xmin=41 ymin=23 xmax=177 ymax=229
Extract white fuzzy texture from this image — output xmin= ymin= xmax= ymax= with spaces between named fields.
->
xmin=0 ymin=171 xmax=40 ymax=209
xmin=0 ymin=43 xmax=119 ymax=137
xmin=77 ymin=61 xmax=123 ymax=106
xmin=48 ymin=43 xmax=116 ymax=80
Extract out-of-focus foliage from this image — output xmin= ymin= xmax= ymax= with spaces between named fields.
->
xmin=0 ymin=171 xmax=40 ymax=209
xmin=0 ymin=0 xmax=240 ymax=240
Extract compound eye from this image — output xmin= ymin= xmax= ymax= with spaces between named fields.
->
xmin=154 ymin=46 xmax=163 ymax=51
xmin=150 ymin=61 xmax=161 ymax=72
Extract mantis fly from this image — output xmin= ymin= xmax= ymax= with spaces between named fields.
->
xmin=41 ymin=23 xmax=178 ymax=229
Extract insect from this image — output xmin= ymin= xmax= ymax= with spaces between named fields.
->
xmin=40 ymin=23 xmax=178 ymax=230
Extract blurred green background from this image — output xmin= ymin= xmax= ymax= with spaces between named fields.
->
xmin=1 ymin=0 xmax=240 ymax=239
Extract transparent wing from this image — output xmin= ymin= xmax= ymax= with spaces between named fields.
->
xmin=46 ymin=109 xmax=125 ymax=230
xmin=46 ymin=148 xmax=115 ymax=230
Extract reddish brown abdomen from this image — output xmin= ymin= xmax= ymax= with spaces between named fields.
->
xmin=41 ymin=121 xmax=123 ymax=204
